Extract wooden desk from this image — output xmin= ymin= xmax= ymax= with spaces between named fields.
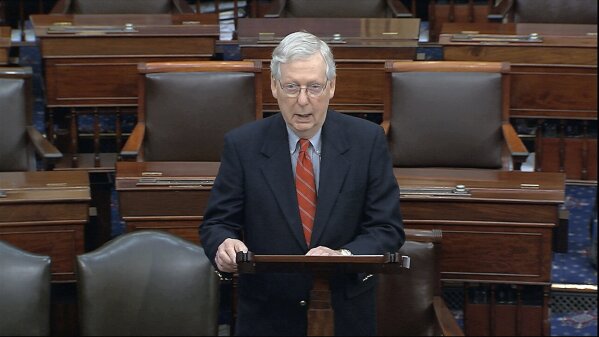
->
xmin=0 ymin=26 xmax=10 ymax=65
xmin=440 ymin=23 xmax=597 ymax=65
xmin=396 ymin=167 xmax=564 ymax=336
xmin=0 ymin=170 xmax=90 ymax=283
xmin=115 ymin=161 xmax=220 ymax=244
xmin=116 ymin=162 xmax=564 ymax=335
xmin=395 ymin=167 xmax=564 ymax=284
xmin=31 ymin=13 xmax=219 ymax=108
xmin=117 ymin=162 xmax=564 ymax=284
xmin=235 ymin=17 xmax=420 ymax=116
xmin=439 ymin=23 xmax=597 ymax=181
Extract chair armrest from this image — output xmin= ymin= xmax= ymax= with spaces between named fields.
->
xmin=488 ymin=0 xmax=514 ymax=22
xmin=380 ymin=120 xmax=390 ymax=136
xmin=387 ymin=0 xmax=414 ymax=18
xmin=27 ymin=126 xmax=62 ymax=170
xmin=120 ymin=123 xmax=145 ymax=160
xmin=432 ymin=296 xmax=465 ymax=336
xmin=26 ymin=126 xmax=62 ymax=160
xmin=49 ymin=0 xmax=71 ymax=14
xmin=264 ymin=0 xmax=286 ymax=18
xmin=173 ymin=0 xmax=194 ymax=13
xmin=502 ymin=123 xmax=529 ymax=170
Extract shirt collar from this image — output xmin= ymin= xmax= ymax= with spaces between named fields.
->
xmin=286 ymin=125 xmax=322 ymax=156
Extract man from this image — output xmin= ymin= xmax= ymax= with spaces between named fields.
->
xmin=200 ymin=31 xmax=404 ymax=336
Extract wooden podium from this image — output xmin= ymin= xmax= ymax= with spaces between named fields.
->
xmin=236 ymin=252 xmax=409 ymax=336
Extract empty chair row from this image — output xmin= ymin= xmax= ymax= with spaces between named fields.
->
xmin=0 ymin=60 xmax=526 ymax=173
xmin=0 ymin=228 xmax=459 ymax=336
xmin=0 ymin=231 xmax=220 ymax=336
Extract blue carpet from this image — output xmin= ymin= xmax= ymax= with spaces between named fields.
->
xmin=550 ymin=185 xmax=597 ymax=336
xmin=551 ymin=309 xmax=597 ymax=336
xmin=552 ymin=185 xmax=597 ymax=285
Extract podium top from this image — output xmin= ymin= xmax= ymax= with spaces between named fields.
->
xmin=236 ymin=251 xmax=410 ymax=274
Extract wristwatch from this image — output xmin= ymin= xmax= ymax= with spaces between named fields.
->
xmin=338 ymin=248 xmax=352 ymax=256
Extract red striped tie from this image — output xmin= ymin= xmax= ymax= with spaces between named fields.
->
xmin=296 ymin=138 xmax=316 ymax=245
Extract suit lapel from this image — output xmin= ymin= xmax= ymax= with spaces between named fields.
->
xmin=311 ymin=112 xmax=351 ymax=245
xmin=260 ymin=115 xmax=307 ymax=249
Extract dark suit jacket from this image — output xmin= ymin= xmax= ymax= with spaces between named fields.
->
xmin=200 ymin=110 xmax=404 ymax=336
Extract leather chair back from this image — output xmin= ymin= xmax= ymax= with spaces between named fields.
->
xmin=283 ymin=0 xmax=391 ymax=17
xmin=0 ymin=67 xmax=34 ymax=171
xmin=144 ymin=72 xmax=257 ymax=161
xmin=514 ymin=0 xmax=597 ymax=24
xmin=385 ymin=61 xmax=507 ymax=169
xmin=77 ymin=230 xmax=220 ymax=336
xmin=0 ymin=240 xmax=51 ymax=336
xmin=128 ymin=60 xmax=262 ymax=162
xmin=377 ymin=230 xmax=443 ymax=336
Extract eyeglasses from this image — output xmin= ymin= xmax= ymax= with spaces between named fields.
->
xmin=278 ymin=80 xmax=328 ymax=98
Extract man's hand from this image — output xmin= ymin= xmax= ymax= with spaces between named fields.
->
xmin=306 ymin=246 xmax=350 ymax=256
xmin=215 ymin=238 xmax=248 ymax=273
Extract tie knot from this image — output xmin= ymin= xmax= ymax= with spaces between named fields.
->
xmin=299 ymin=138 xmax=310 ymax=152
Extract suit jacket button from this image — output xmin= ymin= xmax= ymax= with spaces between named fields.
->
xmin=299 ymin=300 xmax=307 ymax=306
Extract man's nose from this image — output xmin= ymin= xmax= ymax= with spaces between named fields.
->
xmin=296 ymin=88 xmax=310 ymax=105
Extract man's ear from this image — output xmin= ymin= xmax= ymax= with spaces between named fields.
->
xmin=270 ymin=77 xmax=278 ymax=99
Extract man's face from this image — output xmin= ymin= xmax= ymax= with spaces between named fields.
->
xmin=271 ymin=53 xmax=336 ymax=139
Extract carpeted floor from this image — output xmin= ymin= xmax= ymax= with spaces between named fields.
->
xmin=549 ymin=184 xmax=597 ymax=336
xmin=553 ymin=185 xmax=597 ymax=285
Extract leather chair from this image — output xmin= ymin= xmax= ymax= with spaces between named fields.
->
xmin=488 ymin=0 xmax=597 ymax=24
xmin=0 ymin=240 xmax=51 ymax=336
xmin=264 ymin=0 xmax=413 ymax=18
xmin=377 ymin=229 xmax=464 ymax=336
xmin=50 ymin=0 xmax=194 ymax=14
xmin=121 ymin=60 xmax=262 ymax=161
xmin=0 ymin=67 xmax=61 ymax=171
xmin=382 ymin=61 xmax=528 ymax=170
xmin=76 ymin=230 xmax=220 ymax=336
